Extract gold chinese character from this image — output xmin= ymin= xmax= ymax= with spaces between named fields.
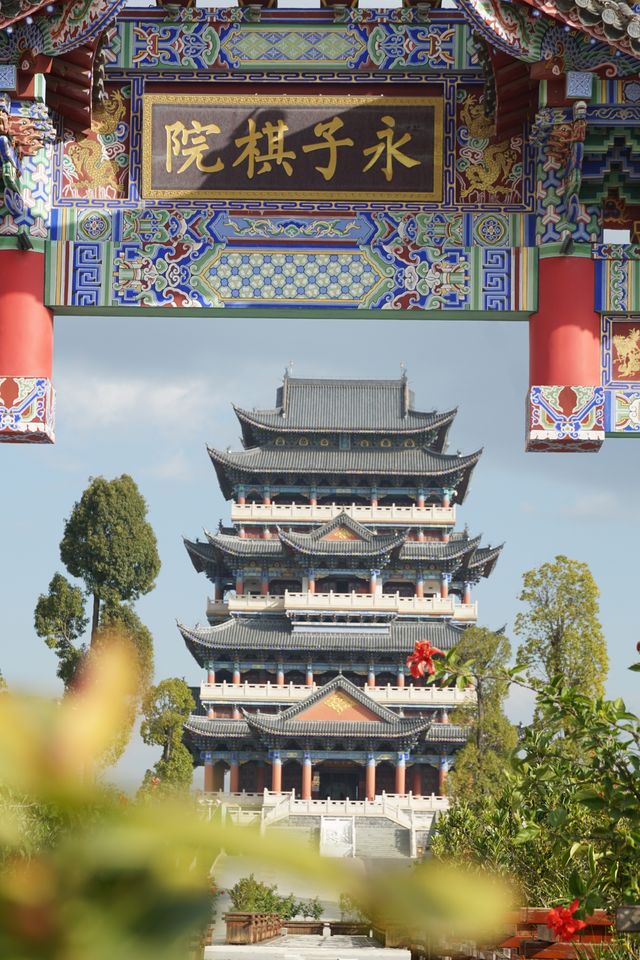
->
xmin=362 ymin=115 xmax=420 ymax=183
xmin=233 ymin=118 xmax=296 ymax=179
xmin=165 ymin=120 xmax=224 ymax=175
xmin=301 ymin=116 xmax=354 ymax=181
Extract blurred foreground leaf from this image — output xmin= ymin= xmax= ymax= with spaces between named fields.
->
xmin=0 ymin=642 xmax=515 ymax=960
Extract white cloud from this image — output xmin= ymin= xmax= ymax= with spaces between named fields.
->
xmin=561 ymin=491 xmax=621 ymax=520
xmin=56 ymin=372 xmax=213 ymax=434
xmin=145 ymin=452 xmax=191 ymax=480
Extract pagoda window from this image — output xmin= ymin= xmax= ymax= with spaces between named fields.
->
xmin=282 ymin=759 xmax=302 ymax=795
xmin=318 ymin=493 xmax=369 ymax=506
xmin=376 ymin=761 xmax=396 ymax=795
xmin=378 ymin=494 xmax=414 ymax=506
xmin=269 ymin=578 xmax=302 ymax=596
xmin=287 ymin=669 xmax=306 ymax=685
xmin=375 ymin=671 xmax=396 ymax=686
xmin=271 ymin=492 xmax=309 ymax=505
xmin=243 ymin=577 xmax=262 ymax=596
xmin=382 ymin=579 xmax=415 ymax=597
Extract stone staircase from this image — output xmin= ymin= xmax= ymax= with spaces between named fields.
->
xmin=267 ymin=814 xmax=414 ymax=861
xmin=353 ymin=817 xmax=411 ymax=860
xmin=268 ymin=815 xmax=322 ymax=849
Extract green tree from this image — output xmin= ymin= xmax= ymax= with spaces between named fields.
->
xmin=447 ymin=626 xmax=517 ymax=801
xmin=514 ymin=555 xmax=608 ymax=696
xmin=60 ymin=475 xmax=161 ymax=643
xmin=431 ymin=657 xmax=639 ymax=913
xmin=99 ymin=602 xmax=154 ymax=694
xmin=34 ymin=573 xmax=88 ymax=686
xmin=140 ymin=679 xmax=195 ymax=795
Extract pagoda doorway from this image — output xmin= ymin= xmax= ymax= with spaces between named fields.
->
xmin=318 ymin=762 xmax=362 ymax=801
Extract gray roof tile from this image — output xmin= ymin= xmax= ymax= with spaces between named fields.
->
xmin=208 ymin=445 xmax=481 ymax=502
xmin=177 ymin=615 xmax=467 ymax=665
xmin=234 ymin=377 xmax=456 ymax=439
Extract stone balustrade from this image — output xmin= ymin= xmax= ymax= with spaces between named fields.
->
xmin=211 ymin=591 xmax=477 ymax=621
xmin=231 ymin=501 xmax=456 ymax=526
xmin=199 ymin=680 xmax=476 ymax=706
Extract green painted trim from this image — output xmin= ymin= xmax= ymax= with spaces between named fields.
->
xmin=605 ymin=431 xmax=640 ymax=438
xmin=0 ymin=237 xmax=46 ymax=253
xmin=50 ymin=306 xmax=532 ymax=320
xmin=538 ymin=243 xmax=593 ymax=259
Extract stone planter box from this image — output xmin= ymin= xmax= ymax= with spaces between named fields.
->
xmin=223 ymin=912 xmax=281 ymax=944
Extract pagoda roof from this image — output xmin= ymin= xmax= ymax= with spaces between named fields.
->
xmin=185 ymin=525 xmax=500 ymax=574
xmin=425 ymin=723 xmax=468 ymax=743
xmin=208 ymin=445 xmax=481 ymax=501
xmin=243 ymin=676 xmax=432 ymax=739
xmin=184 ymin=715 xmax=251 ymax=742
xmin=234 ymin=377 xmax=456 ymax=444
xmin=177 ymin=615 xmax=466 ymax=664
xmin=278 ymin=514 xmax=406 ymax=557
xmin=182 ymin=714 xmax=467 ymax=746
xmin=466 ymin=545 xmax=504 ymax=578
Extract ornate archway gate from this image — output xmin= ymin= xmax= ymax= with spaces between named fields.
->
xmin=1 ymin=0 xmax=640 ymax=450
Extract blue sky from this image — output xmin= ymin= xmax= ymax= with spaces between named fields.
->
xmin=1 ymin=313 xmax=638 ymax=788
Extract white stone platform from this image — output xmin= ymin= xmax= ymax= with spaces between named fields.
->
xmin=205 ymin=934 xmax=410 ymax=959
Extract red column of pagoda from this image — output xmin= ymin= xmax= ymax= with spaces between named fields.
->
xmin=366 ymin=755 xmax=376 ymax=801
xmin=301 ymin=754 xmax=312 ymax=800
xmin=0 ymin=250 xmax=54 ymax=436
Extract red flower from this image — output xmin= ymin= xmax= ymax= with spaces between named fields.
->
xmin=546 ymin=900 xmax=587 ymax=940
xmin=406 ymin=640 xmax=444 ymax=679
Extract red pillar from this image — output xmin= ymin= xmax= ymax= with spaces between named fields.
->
xmin=207 ymin=667 xmax=216 ymax=684
xmin=0 ymin=251 xmax=54 ymax=442
xmin=229 ymin=758 xmax=240 ymax=793
xmin=0 ymin=251 xmax=53 ymax=378
xmin=204 ymin=762 xmax=215 ymax=793
xmin=256 ymin=762 xmax=266 ymax=793
xmin=271 ymin=754 xmax=282 ymax=793
xmin=528 ymin=256 xmax=602 ymax=451
xmin=233 ymin=664 xmax=241 ymax=685
xmin=412 ymin=765 xmax=422 ymax=797
xmin=301 ymin=754 xmax=312 ymax=800
xmin=438 ymin=756 xmax=449 ymax=795
xmin=530 ymin=256 xmax=600 ymax=387
xmin=366 ymin=755 xmax=376 ymax=801
xmin=395 ymin=755 xmax=406 ymax=796
xmin=306 ymin=664 xmax=314 ymax=687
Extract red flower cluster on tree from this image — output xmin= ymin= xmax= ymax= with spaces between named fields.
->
xmin=406 ymin=640 xmax=444 ymax=679
xmin=545 ymin=901 xmax=587 ymax=940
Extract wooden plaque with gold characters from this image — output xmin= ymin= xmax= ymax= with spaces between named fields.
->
xmin=142 ymin=93 xmax=443 ymax=201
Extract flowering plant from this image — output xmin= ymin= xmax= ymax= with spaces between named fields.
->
xmin=545 ymin=900 xmax=587 ymax=940
xmin=406 ymin=640 xmax=444 ymax=678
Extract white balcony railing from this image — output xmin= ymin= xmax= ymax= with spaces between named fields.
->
xmin=231 ymin=501 xmax=456 ymax=527
xmin=209 ymin=591 xmax=477 ymax=622
xmin=284 ymin=590 xmax=477 ymax=621
xmin=199 ymin=680 xmax=476 ymax=707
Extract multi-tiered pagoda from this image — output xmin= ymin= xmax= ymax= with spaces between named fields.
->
xmin=180 ymin=375 xmax=501 ymax=802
